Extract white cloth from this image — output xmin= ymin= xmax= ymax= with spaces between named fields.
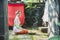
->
xmin=13 ymin=15 xmax=22 ymax=33
xmin=42 ymin=1 xmax=49 ymax=22
xmin=48 ymin=0 xmax=59 ymax=38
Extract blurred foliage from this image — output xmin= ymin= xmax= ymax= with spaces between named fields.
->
xmin=49 ymin=35 xmax=60 ymax=40
xmin=23 ymin=3 xmax=45 ymax=28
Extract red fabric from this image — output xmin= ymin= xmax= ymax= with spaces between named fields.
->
xmin=8 ymin=4 xmax=25 ymax=27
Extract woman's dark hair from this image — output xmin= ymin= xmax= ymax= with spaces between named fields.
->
xmin=16 ymin=10 xmax=21 ymax=15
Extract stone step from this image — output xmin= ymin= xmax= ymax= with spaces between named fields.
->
xmin=38 ymin=27 xmax=48 ymax=29
xmin=38 ymin=27 xmax=48 ymax=33
xmin=38 ymin=38 xmax=48 ymax=40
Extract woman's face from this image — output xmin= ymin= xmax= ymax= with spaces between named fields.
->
xmin=17 ymin=11 xmax=21 ymax=16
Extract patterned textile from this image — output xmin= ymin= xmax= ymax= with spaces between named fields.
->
xmin=45 ymin=0 xmax=59 ymax=38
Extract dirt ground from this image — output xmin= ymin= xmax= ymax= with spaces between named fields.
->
xmin=9 ymin=30 xmax=48 ymax=40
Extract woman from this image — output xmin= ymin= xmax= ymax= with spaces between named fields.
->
xmin=13 ymin=10 xmax=28 ymax=35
